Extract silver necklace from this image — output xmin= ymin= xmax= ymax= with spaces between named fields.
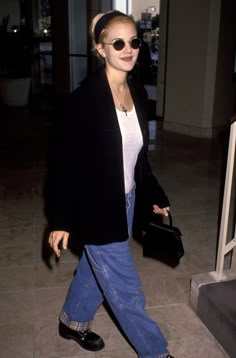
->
xmin=109 ymin=82 xmax=128 ymax=116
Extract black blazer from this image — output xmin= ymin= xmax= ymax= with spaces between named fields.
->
xmin=45 ymin=66 xmax=169 ymax=245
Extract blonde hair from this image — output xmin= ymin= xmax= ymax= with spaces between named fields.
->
xmin=89 ymin=12 xmax=136 ymax=56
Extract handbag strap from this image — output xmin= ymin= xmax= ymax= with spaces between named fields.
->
xmin=167 ymin=211 xmax=173 ymax=227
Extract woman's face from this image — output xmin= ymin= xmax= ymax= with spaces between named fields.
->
xmin=97 ymin=22 xmax=139 ymax=74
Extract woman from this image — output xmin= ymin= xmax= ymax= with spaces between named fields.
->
xmin=47 ymin=10 xmax=174 ymax=358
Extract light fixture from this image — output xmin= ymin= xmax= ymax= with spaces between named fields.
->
xmin=11 ymin=25 xmax=18 ymax=33
xmin=146 ymin=6 xmax=156 ymax=13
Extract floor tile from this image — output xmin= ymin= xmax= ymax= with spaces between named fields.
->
xmin=0 ymin=290 xmax=34 ymax=324
xmin=0 ymin=322 xmax=34 ymax=358
xmin=0 ymin=245 xmax=34 ymax=267
xmin=147 ymin=304 xmax=229 ymax=357
xmin=0 ymin=266 xmax=34 ymax=292
xmin=35 ymin=262 xmax=78 ymax=288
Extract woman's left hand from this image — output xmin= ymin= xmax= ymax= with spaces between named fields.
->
xmin=153 ymin=205 xmax=169 ymax=217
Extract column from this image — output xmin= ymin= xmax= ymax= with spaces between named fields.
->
xmin=68 ymin=0 xmax=87 ymax=91
xmin=163 ymin=0 xmax=236 ymax=138
xmin=112 ymin=0 xmax=128 ymax=14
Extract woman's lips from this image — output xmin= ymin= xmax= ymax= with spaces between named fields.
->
xmin=121 ymin=56 xmax=133 ymax=61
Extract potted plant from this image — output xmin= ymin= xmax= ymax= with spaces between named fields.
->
xmin=0 ymin=17 xmax=34 ymax=107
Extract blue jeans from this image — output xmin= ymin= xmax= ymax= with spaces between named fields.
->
xmin=60 ymin=188 xmax=169 ymax=358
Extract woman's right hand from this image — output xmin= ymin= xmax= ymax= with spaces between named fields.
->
xmin=48 ymin=231 xmax=70 ymax=257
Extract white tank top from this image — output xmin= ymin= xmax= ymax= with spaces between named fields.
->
xmin=116 ymin=106 xmax=143 ymax=193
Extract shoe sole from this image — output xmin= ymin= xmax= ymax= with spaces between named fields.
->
xmin=59 ymin=331 xmax=105 ymax=352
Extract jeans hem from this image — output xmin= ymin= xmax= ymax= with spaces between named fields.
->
xmin=60 ymin=310 xmax=93 ymax=332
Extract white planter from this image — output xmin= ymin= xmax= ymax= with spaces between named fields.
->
xmin=0 ymin=77 xmax=31 ymax=107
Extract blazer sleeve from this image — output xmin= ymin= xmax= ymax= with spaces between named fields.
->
xmin=134 ymin=146 xmax=170 ymax=231
xmin=135 ymin=146 xmax=170 ymax=208
xmin=44 ymin=86 xmax=95 ymax=233
xmin=133 ymin=79 xmax=170 ymax=228
xmin=132 ymin=80 xmax=170 ymax=209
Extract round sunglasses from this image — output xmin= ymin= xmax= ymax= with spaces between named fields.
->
xmin=103 ymin=37 xmax=142 ymax=51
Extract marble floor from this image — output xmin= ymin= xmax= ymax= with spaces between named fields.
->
xmin=0 ymin=105 xmax=231 ymax=358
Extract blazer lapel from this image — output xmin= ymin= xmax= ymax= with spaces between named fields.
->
xmin=93 ymin=68 xmax=148 ymax=148
xmin=94 ymin=68 xmax=121 ymax=133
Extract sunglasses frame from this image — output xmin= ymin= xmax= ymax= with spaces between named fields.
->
xmin=103 ymin=37 xmax=142 ymax=51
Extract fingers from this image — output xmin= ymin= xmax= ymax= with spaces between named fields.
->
xmin=62 ymin=232 xmax=69 ymax=250
xmin=48 ymin=231 xmax=69 ymax=257
xmin=153 ymin=205 xmax=169 ymax=216
xmin=162 ymin=207 xmax=169 ymax=216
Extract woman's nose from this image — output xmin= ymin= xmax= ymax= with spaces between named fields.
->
xmin=124 ymin=41 xmax=132 ymax=52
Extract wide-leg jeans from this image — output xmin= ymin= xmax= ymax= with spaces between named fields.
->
xmin=60 ymin=188 xmax=169 ymax=358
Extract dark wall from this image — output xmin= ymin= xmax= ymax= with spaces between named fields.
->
xmin=213 ymin=0 xmax=236 ymax=126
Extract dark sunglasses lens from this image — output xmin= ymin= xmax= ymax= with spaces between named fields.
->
xmin=113 ymin=39 xmax=125 ymax=51
xmin=131 ymin=38 xmax=141 ymax=49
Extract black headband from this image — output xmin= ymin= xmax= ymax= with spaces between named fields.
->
xmin=94 ymin=11 xmax=128 ymax=44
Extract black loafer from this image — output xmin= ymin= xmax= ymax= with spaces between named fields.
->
xmin=59 ymin=321 xmax=105 ymax=352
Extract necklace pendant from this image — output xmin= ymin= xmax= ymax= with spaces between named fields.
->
xmin=120 ymin=104 xmax=128 ymax=116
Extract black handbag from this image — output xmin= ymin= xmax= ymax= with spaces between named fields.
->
xmin=143 ymin=212 xmax=184 ymax=267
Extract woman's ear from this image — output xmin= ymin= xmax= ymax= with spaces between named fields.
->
xmin=96 ymin=44 xmax=106 ymax=58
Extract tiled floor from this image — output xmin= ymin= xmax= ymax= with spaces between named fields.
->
xmin=0 ymin=104 xmax=231 ymax=357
